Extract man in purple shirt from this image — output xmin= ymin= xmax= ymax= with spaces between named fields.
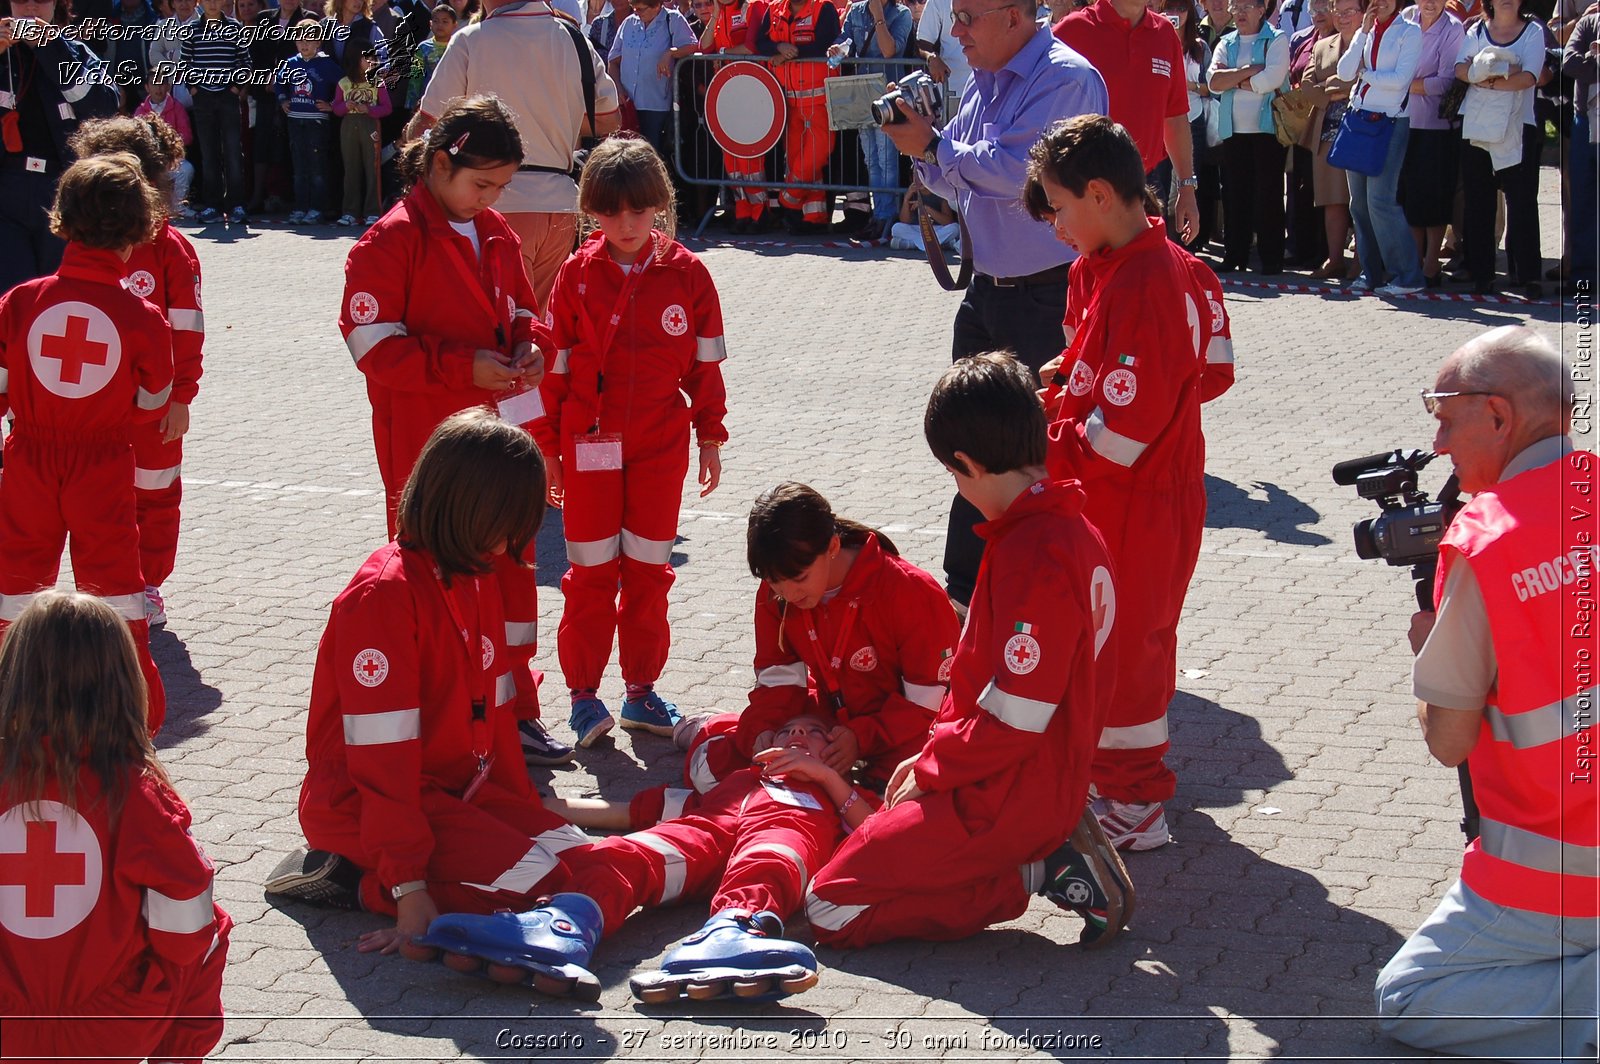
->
xmin=880 ymin=0 xmax=1107 ymax=609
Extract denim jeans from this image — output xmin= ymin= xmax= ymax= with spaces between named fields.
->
xmin=859 ymin=126 xmax=899 ymax=219
xmin=1346 ymin=114 xmax=1423 ymax=288
xmin=191 ymin=89 xmax=245 ymax=211
xmin=287 ymin=118 xmax=332 ymax=215
xmin=637 ymin=109 xmax=670 ymax=160
xmin=1376 ymin=879 xmax=1599 ymax=1064
xmin=1570 ymin=110 xmax=1597 ymax=286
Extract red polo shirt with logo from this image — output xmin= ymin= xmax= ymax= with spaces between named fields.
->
xmin=1054 ymin=0 xmax=1189 ymax=172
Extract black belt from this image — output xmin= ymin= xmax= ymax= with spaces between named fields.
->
xmin=978 ymin=264 xmax=1071 ymax=288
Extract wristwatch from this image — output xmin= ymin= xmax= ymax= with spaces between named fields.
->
xmin=1176 ymin=175 xmax=1199 ymax=189
xmin=921 ymin=133 xmax=941 ymax=166
xmin=390 ymin=880 xmax=428 ymax=901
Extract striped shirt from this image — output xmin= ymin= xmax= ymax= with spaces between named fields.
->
xmin=180 ymin=15 xmax=251 ymax=92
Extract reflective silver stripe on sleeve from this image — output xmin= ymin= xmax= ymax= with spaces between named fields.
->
xmin=756 ymin=662 xmax=808 ymax=688
xmin=688 ymin=741 xmax=721 ymax=793
xmin=103 ymin=593 xmax=148 ymax=622
xmin=59 ymin=80 xmax=91 ymax=104
xmin=537 ymin=823 xmax=593 ymax=853
xmin=1485 ymin=688 xmax=1595 ymax=750
xmin=635 ymin=833 xmax=688 ymax=903
xmin=0 ymin=367 xmax=8 ymax=392
xmin=901 ymin=680 xmax=945 ymax=710
xmin=168 ymin=308 xmax=204 ymax=332
xmin=1207 ymin=335 xmax=1235 ymax=365
xmin=1097 ymin=717 xmax=1170 ymax=750
xmin=695 ymin=335 xmax=728 ymax=363
xmin=1084 ymin=409 xmax=1147 ymax=467
xmin=805 ymin=891 xmax=867 ymax=931
xmin=552 ymin=348 xmax=571 ymax=373
xmin=621 ymin=529 xmax=674 ymax=565
xmin=0 ymin=593 xmax=39 ymax=622
xmin=494 ymin=671 xmax=517 ymax=707
xmin=566 ymin=535 xmax=621 ymax=567
xmin=976 ymin=681 xmax=1056 ymax=734
xmin=505 ymin=620 xmax=537 ymax=648
xmin=512 ymin=307 xmax=535 ymax=320
xmin=661 ymin=787 xmax=693 ymax=821
xmin=469 ymin=843 xmax=560 ymax=894
xmin=741 ymin=841 xmax=809 ymax=892
xmin=136 ymin=383 xmax=172 ymax=410
xmin=135 ymin=464 xmax=182 ymax=490
xmin=143 ymin=884 xmax=214 ymax=934
xmin=342 ymin=708 xmax=422 ymax=746
xmin=346 ymin=322 xmax=409 ymax=364
xmin=1480 ymin=817 xmax=1600 ymax=877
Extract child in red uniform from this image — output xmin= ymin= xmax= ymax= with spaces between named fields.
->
xmin=0 ymin=591 xmax=230 ymax=1064
xmin=265 ymin=410 xmax=589 ymax=958
xmin=804 ymin=353 xmax=1134 ymax=949
xmin=339 ymin=95 xmax=569 ymax=765
xmin=1025 ymin=115 xmax=1235 ymax=851
xmin=542 ymin=136 xmax=730 ymax=748
xmin=417 ymin=711 xmax=875 ymax=1004
xmin=0 ymin=154 xmax=173 ymax=734
xmin=675 ymin=482 xmax=959 ymax=795
xmin=68 ymin=116 xmax=207 ymax=630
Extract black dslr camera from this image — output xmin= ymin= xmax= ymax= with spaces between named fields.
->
xmin=1332 ymin=449 xmax=1462 ymax=609
xmin=872 ymin=70 xmax=943 ymax=126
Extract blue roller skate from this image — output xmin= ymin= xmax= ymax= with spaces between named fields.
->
xmin=413 ymin=893 xmax=604 ymax=1000
xmin=628 ymin=909 xmax=820 ymax=1004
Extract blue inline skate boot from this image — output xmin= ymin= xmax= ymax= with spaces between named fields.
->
xmin=413 ymin=893 xmax=604 ymax=1000
xmin=629 ymin=909 xmax=819 ymax=1004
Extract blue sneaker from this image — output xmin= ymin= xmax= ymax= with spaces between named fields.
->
xmin=569 ymin=697 xmax=614 ymax=748
xmin=620 ymin=690 xmax=682 ymax=736
xmin=414 ymin=893 xmax=603 ymax=1000
xmin=629 ymin=909 xmax=819 ymax=1003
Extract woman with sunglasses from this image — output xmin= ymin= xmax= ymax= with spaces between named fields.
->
xmin=0 ymin=0 xmax=119 ymax=293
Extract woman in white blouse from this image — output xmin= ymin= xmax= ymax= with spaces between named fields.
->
xmin=1336 ymin=0 xmax=1423 ymax=295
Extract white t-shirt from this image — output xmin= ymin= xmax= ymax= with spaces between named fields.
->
xmin=915 ymin=0 xmax=971 ymax=117
xmin=1455 ymin=17 xmax=1548 ymax=127
xmin=449 ymin=219 xmax=481 ymax=257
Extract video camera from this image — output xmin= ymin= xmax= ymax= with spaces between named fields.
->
xmin=871 ymin=70 xmax=942 ymax=126
xmin=1332 ymin=448 xmax=1462 ymax=610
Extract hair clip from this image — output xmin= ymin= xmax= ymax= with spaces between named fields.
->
xmin=447 ymin=131 xmax=470 ymax=156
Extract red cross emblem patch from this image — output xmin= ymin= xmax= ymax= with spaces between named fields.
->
xmin=1068 ymin=359 xmax=1096 ymax=397
xmin=849 ymin=645 xmax=879 ymax=672
xmin=353 ymin=648 xmax=390 ymax=687
xmin=1003 ymin=633 xmax=1041 ymax=675
xmin=126 ymin=270 xmax=157 ymax=299
xmin=348 ymin=291 xmax=380 ymax=325
xmin=481 ymin=635 xmax=495 ymax=671
xmin=1102 ymin=368 xmax=1137 ymax=407
xmin=27 ymin=301 xmax=122 ymax=400
xmin=660 ymin=304 xmax=688 ymax=337
xmin=0 ymin=802 xmax=103 ymax=940
xmin=1090 ymin=564 xmax=1116 ymax=658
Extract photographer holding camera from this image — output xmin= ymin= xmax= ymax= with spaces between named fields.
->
xmin=1374 ymin=325 xmax=1598 ymax=1063
xmin=877 ymin=0 xmax=1106 ymax=611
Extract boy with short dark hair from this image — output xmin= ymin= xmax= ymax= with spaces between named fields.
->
xmin=802 ymin=352 xmax=1135 ymax=950
xmin=1023 ymin=114 xmax=1235 ymax=852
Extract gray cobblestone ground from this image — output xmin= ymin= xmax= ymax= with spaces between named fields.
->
xmin=122 ymin=172 xmax=1576 ymax=1062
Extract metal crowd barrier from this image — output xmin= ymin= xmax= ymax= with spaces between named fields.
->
xmin=671 ymin=52 xmax=930 ymax=235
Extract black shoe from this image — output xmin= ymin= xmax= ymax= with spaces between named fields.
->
xmin=1038 ymin=808 xmax=1135 ymax=949
xmin=519 ymin=718 xmax=577 ymax=766
xmin=1521 ymin=281 xmax=1544 ymax=300
xmin=264 ymin=848 xmax=364 ymax=909
xmin=1424 ymin=271 xmax=1443 ymax=289
xmin=731 ymin=218 xmax=750 ymax=235
xmin=1471 ymin=279 xmax=1498 ymax=296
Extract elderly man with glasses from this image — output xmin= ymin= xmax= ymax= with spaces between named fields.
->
xmin=1376 ymin=325 xmax=1598 ymax=1063
xmin=877 ymin=0 xmax=1106 ymax=614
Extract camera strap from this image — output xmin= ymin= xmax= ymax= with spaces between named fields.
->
xmin=920 ymin=203 xmax=972 ymax=291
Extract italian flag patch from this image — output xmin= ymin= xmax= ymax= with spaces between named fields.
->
xmin=1117 ymin=354 xmax=1137 ymax=366
xmin=1014 ymin=622 xmax=1035 ymax=634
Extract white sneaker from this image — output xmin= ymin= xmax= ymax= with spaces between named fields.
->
xmin=1091 ymin=796 xmax=1170 ymax=851
xmin=336 ymin=214 xmax=357 ymax=227
xmin=145 ymin=585 xmax=167 ymax=628
xmin=888 ymin=236 xmax=912 ymax=250
xmin=304 ymin=210 xmax=324 ymax=224
xmin=287 ymin=210 xmax=306 ymax=224
xmin=363 ymin=214 xmax=380 ymax=225
xmin=1346 ymin=276 xmax=1373 ymax=294
xmin=1377 ymin=283 xmax=1424 ymax=297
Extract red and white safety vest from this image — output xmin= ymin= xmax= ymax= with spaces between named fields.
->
xmin=1438 ymin=448 xmax=1600 ymax=917
xmin=766 ymin=0 xmax=834 ymax=96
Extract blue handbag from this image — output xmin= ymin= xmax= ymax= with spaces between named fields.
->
xmin=1327 ymin=107 xmax=1396 ymax=177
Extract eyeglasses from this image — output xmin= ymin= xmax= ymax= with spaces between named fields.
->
xmin=952 ymin=3 xmax=1017 ymax=25
xmin=1421 ymin=389 xmax=1496 ymax=414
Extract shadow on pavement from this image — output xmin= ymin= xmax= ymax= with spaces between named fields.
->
xmin=151 ymin=628 xmax=223 ymax=746
xmin=1167 ymin=691 xmax=1294 ymax=810
xmin=1205 ymin=474 xmax=1331 ymax=547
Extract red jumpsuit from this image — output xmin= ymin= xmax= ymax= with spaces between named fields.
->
xmin=543 ymin=233 xmax=728 ymax=692
xmin=339 ymin=183 xmax=557 ymax=721
xmin=714 ymin=0 xmax=771 ymax=222
xmin=126 ymin=224 xmax=205 ymax=590
xmin=0 ymin=243 xmax=172 ymax=733
xmin=760 ymin=0 xmax=839 ymax=224
xmin=0 ymin=768 xmax=231 ymax=1064
xmin=685 ymin=533 xmax=958 ymax=790
xmin=804 ymin=480 xmax=1117 ymax=947
xmin=298 ymin=542 xmax=587 ymax=917
xmin=1046 ymin=222 xmax=1230 ymax=805
xmin=561 ymin=766 xmax=842 ymax=935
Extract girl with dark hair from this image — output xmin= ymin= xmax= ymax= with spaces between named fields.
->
xmin=338 ymin=94 xmax=572 ymax=765
xmin=672 ymin=482 xmax=960 ymax=796
xmin=267 ymin=409 xmax=591 ymax=957
xmin=0 ymin=591 xmax=231 ymax=1062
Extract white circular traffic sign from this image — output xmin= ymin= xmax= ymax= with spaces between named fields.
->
xmin=706 ymin=61 xmax=786 ymax=160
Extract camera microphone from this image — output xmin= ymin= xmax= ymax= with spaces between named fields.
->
xmin=1331 ymin=451 xmax=1401 ymax=486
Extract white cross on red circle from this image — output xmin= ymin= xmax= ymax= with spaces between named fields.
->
xmin=27 ymin=301 xmax=123 ymax=400
xmin=0 ymin=802 xmax=104 ymax=940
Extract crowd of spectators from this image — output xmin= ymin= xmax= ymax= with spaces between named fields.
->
xmin=9 ymin=0 xmax=1591 ymax=295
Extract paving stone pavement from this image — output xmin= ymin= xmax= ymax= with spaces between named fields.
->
xmin=123 ymin=174 xmax=1578 ymax=1063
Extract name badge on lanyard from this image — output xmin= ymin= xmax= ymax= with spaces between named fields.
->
xmin=761 ymin=779 xmax=825 ymax=810
xmin=574 ymin=432 xmax=624 ymax=471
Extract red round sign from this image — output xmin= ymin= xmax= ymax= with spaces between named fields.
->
xmin=705 ymin=61 xmax=786 ymax=160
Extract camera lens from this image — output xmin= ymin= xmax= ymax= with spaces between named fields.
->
xmin=1352 ymin=519 xmax=1381 ymax=561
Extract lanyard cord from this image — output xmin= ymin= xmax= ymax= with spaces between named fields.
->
xmin=434 ymin=569 xmax=493 ymax=763
xmin=801 ymin=597 xmax=861 ymax=712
